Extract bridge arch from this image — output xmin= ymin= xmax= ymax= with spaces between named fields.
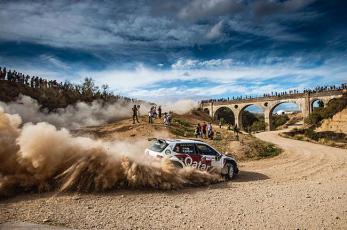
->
xmin=238 ymin=104 xmax=265 ymax=132
xmin=268 ymin=100 xmax=303 ymax=130
xmin=214 ymin=106 xmax=235 ymax=125
xmin=311 ymin=98 xmax=324 ymax=111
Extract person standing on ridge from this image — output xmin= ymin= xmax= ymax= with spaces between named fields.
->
xmin=158 ymin=106 xmax=162 ymax=118
xmin=207 ymin=122 xmax=213 ymax=139
xmin=132 ymin=105 xmax=139 ymax=124
xmin=202 ymin=122 xmax=207 ymax=138
xmin=148 ymin=109 xmax=153 ymax=124
xmin=195 ymin=123 xmax=202 ymax=138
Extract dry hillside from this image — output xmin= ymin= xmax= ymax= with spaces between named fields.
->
xmin=316 ymin=108 xmax=347 ymax=133
xmin=77 ymin=110 xmax=281 ymax=161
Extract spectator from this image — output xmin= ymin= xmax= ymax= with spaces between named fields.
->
xmin=132 ymin=105 xmax=139 ymax=124
xmin=148 ymin=109 xmax=153 ymax=124
xmin=158 ymin=106 xmax=162 ymax=118
xmin=195 ymin=123 xmax=202 ymax=138
xmin=202 ymin=122 xmax=207 ymax=138
xmin=207 ymin=122 xmax=213 ymax=139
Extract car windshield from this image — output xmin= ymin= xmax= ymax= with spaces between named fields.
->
xmin=149 ymin=140 xmax=168 ymax=152
xmin=196 ymin=144 xmax=218 ymax=156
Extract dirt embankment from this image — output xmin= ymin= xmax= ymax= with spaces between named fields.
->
xmin=316 ymin=108 xmax=347 ymax=134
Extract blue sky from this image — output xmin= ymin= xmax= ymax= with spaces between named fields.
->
xmin=0 ymin=0 xmax=346 ymax=103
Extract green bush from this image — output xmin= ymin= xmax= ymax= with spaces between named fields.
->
xmin=304 ymin=128 xmax=319 ymax=141
xmin=258 ymin=143 xmax=281 ymax=158
xmin=242 ymin=111 xmax=266 ymax=132
xmin=271 ymin=114 xmax=289 ymax=129
xmin=251 ymin=120 xmax=267 ymax=132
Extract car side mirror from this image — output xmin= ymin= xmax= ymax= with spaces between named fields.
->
xmin=215 ymin=154 xmax=222 ymax=161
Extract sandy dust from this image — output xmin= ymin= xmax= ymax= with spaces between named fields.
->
xmin=1 ymin=129 xmax=346 ymax=229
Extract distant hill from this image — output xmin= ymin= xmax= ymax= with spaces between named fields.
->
xmin=0 ymin=78 xmax=137 ymax=111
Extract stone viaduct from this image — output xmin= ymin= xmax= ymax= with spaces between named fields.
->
xmin=200 ymin=89 xmax=346 ymax=131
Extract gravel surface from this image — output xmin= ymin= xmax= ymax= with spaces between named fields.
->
xmin=1 ymin=131 xmax=346 ymax=229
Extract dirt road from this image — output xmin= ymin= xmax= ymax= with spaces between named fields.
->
xmin=1 ymin=131 xmax=347 ymax=229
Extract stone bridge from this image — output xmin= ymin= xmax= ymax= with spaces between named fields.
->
xmin=200 ymin=89 xmax=346 ymax=131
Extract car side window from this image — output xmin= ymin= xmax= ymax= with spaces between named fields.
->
xmin=173 ymin=143 xmax=196 ymax=155
xmin=196 ymin=144 xmax=218 ymax=156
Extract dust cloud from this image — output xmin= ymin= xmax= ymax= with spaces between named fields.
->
xmin=0 ymin=108 xmax=222 ymax=198
xmin=0 ymin=95 xmax=151 ymax=129
xmin=162 ymin=99 xmax=198 ymax=115
xmin=0 ymin=96 xmax=198 ymax=129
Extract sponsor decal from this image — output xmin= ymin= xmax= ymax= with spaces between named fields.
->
xmin=183 ymin=155 xmax=211 ymax=171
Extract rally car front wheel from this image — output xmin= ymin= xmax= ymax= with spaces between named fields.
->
xmin=224 ymin=163 xmax=235 ymax=180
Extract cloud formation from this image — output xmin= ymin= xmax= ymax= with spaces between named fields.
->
xmin=0 ymin=0 xmax=346 ymax=102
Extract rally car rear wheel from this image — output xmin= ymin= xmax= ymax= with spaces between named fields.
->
xmin=225 ymin=163 xmax=235 ymax=180
xmin=171 ymin=160 xmax=184 ymax=168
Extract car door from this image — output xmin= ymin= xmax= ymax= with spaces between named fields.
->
xmin=195 ymin=143 xmax=220 ymax=170
xmin=173 ymin=143 xmax=201 ymax=168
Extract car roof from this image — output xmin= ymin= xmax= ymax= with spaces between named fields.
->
xmin=164 ymin=138 xmax=206 ymax=144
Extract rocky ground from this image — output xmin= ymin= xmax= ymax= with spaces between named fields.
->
xmin=1 ymin=129 xmax=346 ymax=229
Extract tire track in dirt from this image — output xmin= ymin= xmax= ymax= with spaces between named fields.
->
xmin=253 ymin=130 xmax=347 ymax=181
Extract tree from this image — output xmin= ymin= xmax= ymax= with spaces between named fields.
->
xmin=81 ymin=78 xmax=99 ymax=101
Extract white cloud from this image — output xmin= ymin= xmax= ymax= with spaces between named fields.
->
xmin=40 ymin=55 xmax=70 ymax=70
xmin=207 ymin=20 xmax=224 ymax=40
xmin=71 ymin=57 xmax=347 ymax=102
xmin=0 ymin=1 xmax=209 ymax=50
xmin=0 ymin=0 xmax=321 ymax=52
xmin=171 ymin=58 xmax=234 ymax=70
xmin=177 ymin=0 xmax=245 ymax=21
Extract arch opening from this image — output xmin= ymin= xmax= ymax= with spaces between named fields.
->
xmin=270 ymin=102 xmax=302 ymax=130
xmin=239 ymin=105 xmax=265 ymax=132
xmin=311 ymin=99 xmax=324 ymax=111
xmin=203 ymin=108 xmax=210 ymax=114
xmin=214 ymin=107 xmax=235 ymax=125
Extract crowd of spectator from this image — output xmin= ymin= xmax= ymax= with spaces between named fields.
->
xmin=0 ymin=67 xmax=63 ymax=89
xmin=0 ymin=66 xmax=137 ymax=104
xmin=201 ymin=83 xmax=347 ymax=104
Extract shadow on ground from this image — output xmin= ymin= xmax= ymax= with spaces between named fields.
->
xmin=233 ymin=170 xmax=270 ymax=182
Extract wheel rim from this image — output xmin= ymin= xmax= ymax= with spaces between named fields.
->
xmin=228 ymin=164 xmax=234 ymax=178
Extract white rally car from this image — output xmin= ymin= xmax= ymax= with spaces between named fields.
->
xmin=145 ymin=138 xmax=239 ymax=179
